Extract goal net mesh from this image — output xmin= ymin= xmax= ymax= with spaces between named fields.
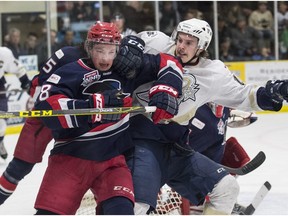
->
xmin=76 ymin=184 xmax=190 ymax=215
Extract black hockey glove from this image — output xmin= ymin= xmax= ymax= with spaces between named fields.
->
xmin=89 ymin=89 xmax=132 ymax=123
xmin=112 ymin=35 xmax=145 ymax=79
xmin=148 ymin=84 xmax=179 ymax=124
xmin=19 ymin=74 xmax=31 ymax=93
xmin=265 ymin=80 xmax=288 ymax=102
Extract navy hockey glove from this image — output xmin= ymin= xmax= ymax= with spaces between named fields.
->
xmin=265 ymin=80 xmax=288 ymax=102
xmin=89 ymin=89 xmax=132 ymax=123
xmin=148 ymin=84 xmax=179 ymax=124
xmin=112 ymin=35 xmax=145 ymax=79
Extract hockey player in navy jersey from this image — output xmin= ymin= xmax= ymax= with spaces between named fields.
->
xmin=33 ymin=21 xmax=183 ymax=215
xmin=188 ymin=103 xmax=254 ymax=167
xmin=0 ymin=45 xmax=86 ymax=205
xmin=184 ymin=103 xmax=255 ymax=214
xmin=0 ymin=47 xmax=30 ymax=160
xmin=128 ymin=18 xmax=288 ymax=215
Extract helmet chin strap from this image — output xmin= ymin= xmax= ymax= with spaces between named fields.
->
xmin=177 ymin=49 xmax=201 ymax=67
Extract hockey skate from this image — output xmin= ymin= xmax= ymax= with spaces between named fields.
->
xmin=0 ymin=140 xmax=8 ymax=159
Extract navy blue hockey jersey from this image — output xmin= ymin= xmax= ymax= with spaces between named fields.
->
xmin=35 ymin=53 xmax=183 ymax=161
xmin=30 ymin=46 xmax=86 ymax=98
xmin=188 ymin=104 xmax=230 ymax=163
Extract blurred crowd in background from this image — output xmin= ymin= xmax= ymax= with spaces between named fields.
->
xmin=2 ymin=1 xmax=288 ymax=69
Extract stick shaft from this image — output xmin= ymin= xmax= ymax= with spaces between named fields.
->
xmin=0 ymin=106 xmax=157 ymax=118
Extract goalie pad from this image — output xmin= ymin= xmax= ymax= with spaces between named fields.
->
xmin=221 ymin=137 xmax=250 ymax=169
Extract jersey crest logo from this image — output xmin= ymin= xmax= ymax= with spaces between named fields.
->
xmin=83 ymin=79 xmax=129 ymax=97
xmin=179 ymin=73 xmax=199 ymax=103
xmin=146 ymin=31 xmax=158 ymax=37
xmin=81 ymin=70 xmax=101 ymax=87
xmin=217 ymin=118 xmax=226 ymax=135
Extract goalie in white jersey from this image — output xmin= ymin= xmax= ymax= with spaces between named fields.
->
xmin=0 ymin=47 xmax=30 ymax=160
xmin=127 ymin=18 xmax=288 ymax=214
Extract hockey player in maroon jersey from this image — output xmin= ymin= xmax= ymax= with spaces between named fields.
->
xmin=0 ymin=22 xmax=171 ymax=208
xmin=0 ymin=46 xmax=86 ymax=206
xmin=33 ymin=21 xmax=183 ymax=215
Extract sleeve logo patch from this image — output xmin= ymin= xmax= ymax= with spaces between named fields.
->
xmin=47 ymin=74 xmax=61 ymax=84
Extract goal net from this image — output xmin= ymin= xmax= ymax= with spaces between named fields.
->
xmin=76 ymin=184 xmax=191 ymax=215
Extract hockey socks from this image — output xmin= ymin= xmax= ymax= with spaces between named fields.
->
xmin=0 ymin=157 xmax=34 ymax=205
xmin=99 ymin=196 xmax=134 ymax=215
xmin=0 ymin=173 xmax=17 ymax=204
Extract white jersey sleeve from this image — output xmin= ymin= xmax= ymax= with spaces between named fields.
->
xmin=135 ymin=32 xmax=263 ymax=125
xmin=173 ymin=59 xmax=262 ymax=125
xmin=136 ymin=31 xmax=175 ymax=55
xmin=0 ymin=47 xmax=27 ymax=78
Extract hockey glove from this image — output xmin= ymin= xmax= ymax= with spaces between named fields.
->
xmin=148 ymin=84 xmax=179 ymax=124
xmin=112 ymin=35 xmax=145 ymax=79
xmin=89 ymin=89 xmax=132 ymax=123
xmin=19 ymin=74 xmax=31 ymax=93
xmin=265 ymin=80 xmax=288 ymax=102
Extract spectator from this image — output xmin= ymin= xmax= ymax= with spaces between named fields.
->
xmin=219 ymin=2 xmax=241 ymax=27
xmin=110 ymin=12 xmax=137 ymax=37
xmin=142 ymin=2 xmax=155 ymax=31
xmin=23 ymin=32 xmax=38 ymax=55
xmin=219 ymin=38 xmax=235 ymax=62
xmin=182 ymin=8 xmax=203 ymax=20
xmin=223 ymin=2 xmax=253 ymax=27
xmin=230 ymin=16 xmax=262 ymax=61
xmin=248 ymin=1 xmax=274 ymax=49
xmin=252 ymin=47 xmax=275 ymax=60
xmin=218 ymin=16 xmax=234 ymax=62
xmin=218 ymin=16 xmax=232 ymax=44
xmin=280 ymin=27 xmax=288 ymax=59
xmin=36 ymin=29 xmax=60 ymax=68
xmin=122 ymin=1 xmax=145 ymax=33
xmin=62 ymin=1 xmax=74 ymax=28
xmin=70 ymin=1 xmax=97 ymax=23
xmin=59 ymin=30 xmax=76 ymax=47
xmin=6 ymin=27 xmax=25 ymax=58
xmin=160 ymin=1 xmax=179 ymax=35
xmin=277 ymin=1 xmax=288 ymax=59
xmin=277 ymin=1 xmax=288 ymax=30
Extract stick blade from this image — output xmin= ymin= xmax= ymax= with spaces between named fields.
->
xmin=241 ymin=151 xmax=266 ymax=174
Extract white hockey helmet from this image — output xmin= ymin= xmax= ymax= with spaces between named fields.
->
xmin=171 ymin=18 xmax=213 ymax=50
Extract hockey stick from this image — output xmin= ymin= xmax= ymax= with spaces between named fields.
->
xmin=232 ymin=181 xmax=272 ymax=215
xmin=0 ymin=89 xmax=25 ymax=95
xmin=222 ymin=151 xmax=266 ymax=175
xmin=242 ymin=181 xmax=271 ymax=215
xmin=0 ymin=106 xmax=157 ymax=118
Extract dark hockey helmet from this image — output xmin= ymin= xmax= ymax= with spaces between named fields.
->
xmin=86 ymin=21 xmax=121 ymax=45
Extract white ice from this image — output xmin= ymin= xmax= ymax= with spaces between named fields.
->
xmin=0 ymin=113 xmax=288 ymax=214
